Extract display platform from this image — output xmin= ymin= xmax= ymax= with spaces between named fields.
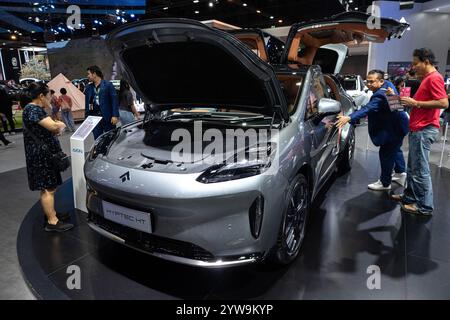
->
xmin=17 ymin=149 xmax=450 ymax=299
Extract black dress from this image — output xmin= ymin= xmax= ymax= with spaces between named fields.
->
xmin=22 ymin=104 xmax=62 ymax=191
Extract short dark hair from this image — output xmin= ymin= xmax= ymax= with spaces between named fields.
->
xmin=413 ymin=48 xmax=437 ymax=65
xmin=368 ymin=69 xmax=385 ymax=80
xmin=86 ymin=65 xmax=103 ymax=78
xmin=60 ymin=88 xmax=67 ymax=95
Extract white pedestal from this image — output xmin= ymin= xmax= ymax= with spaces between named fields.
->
xmin=70 ymin=116 xmax=102 ymax=213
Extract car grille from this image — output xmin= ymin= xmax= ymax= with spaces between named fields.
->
xmin=88 ymin=212 xmax=216 ymax=262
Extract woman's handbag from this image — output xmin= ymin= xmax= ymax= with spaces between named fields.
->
xmin=23 ymin=124 xmax=71 ymax=172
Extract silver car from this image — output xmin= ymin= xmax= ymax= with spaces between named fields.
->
xmin=84 ymin=13 xmax=408 ymax=268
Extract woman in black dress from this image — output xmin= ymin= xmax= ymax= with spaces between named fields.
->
xmin=22 ymin=82 xmax=73 ymax=232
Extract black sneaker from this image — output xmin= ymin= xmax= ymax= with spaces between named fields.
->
xmin=43 ymin=212 xmax=71 ymax=224
xmin=44 ymin=221 xmax=74 ymax=232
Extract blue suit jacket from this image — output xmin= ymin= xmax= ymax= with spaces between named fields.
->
xmin=350 ymin=86 xmax=409 ymax=146
xmin=84 ymin=80 xmax=119 ymax=120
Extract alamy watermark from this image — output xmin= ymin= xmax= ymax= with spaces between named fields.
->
xmin=366 ymin=265 xmax=381 ymax=290
xmin=66 ymin=265 xmax=81 ymax=290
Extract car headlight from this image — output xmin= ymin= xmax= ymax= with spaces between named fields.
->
xmin=196 ymin=143 xmax=275 ymax=184
xmin=88 ymin=129 xmax=119 ymax=161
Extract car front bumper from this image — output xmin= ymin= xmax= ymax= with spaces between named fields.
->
xmin=84 ymin=159 xmax=287 ymax=268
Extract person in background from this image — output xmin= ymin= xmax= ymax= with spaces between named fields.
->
xmin=58 ymin=88 xmax=76 ymax=132
xmin=336 ymin=70 xmax=409 ymax=190
xmin=118 ymin=79 xmax=140 ymax=126
xmin=0 ymin=114 xmax=13 ymax=146
xmin=391 ymin=48 xmax=449 ymax=216
xmin=84 ymin=65 xmax=119 ymax=139
xmin=22 ymin=82 xmax=73 ymax=232
xmin=394 ymin=76 xmax=406 ymax=94
xmin=405 ymin=69 xmax=421 ymax=98
xmin=50 ymin=90 xmax=60 ymax=121
xmin=0 ymin=86 xmax=15 ymax=135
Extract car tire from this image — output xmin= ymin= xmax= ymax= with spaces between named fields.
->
xmin=267 ymin=173 xmax=310 ymax=266
xmin=337 ymin=127 xmax=355 ymax=174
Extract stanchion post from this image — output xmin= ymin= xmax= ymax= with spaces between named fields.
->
xmin=439 ymin=122 xmax=448 ymax=168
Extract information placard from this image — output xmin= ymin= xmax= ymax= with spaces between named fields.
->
xmin=72 ymin=116 xmax=102 ymax=140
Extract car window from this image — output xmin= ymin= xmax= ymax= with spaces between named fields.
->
xmin=305 ymin=72 xmax=327 ymax=120
xmin=276 ymin=74 xmax=304 ymax=115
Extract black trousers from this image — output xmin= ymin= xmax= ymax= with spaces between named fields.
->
xmin=0 ymin=129 xmax=9 ymax=145
xmin=1 ymin=113 xmax=15 ymax=133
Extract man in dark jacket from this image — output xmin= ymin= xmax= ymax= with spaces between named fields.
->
xmin=84 ymin=66 xmax=119 ymax=139
xmin=336 ymin=69 xmax=409 ymax=190
xmin=0 ymin=86 xmax=15 ymax=134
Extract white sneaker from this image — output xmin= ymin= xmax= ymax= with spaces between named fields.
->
xmin=392 ymin=172 xmax=407 ymax=187
xmin=368 ymin=180 xmax=391 ymax=191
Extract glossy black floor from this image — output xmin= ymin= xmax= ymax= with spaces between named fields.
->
xmin=17 ymin=148 xmax=450 ymax=300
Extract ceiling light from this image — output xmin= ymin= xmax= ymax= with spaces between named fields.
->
xmin=163 ymin=7 xmax=169 ymax=10
xmin=349 ymin=0 xmax=353 ymax=3
xmin=256 ymin=10 xmax=261 ymax=13
xmin=270 ymin=16 xmax=274 ymax=19
xmin=355 ymin=7 xmax=359 ymax=10
xmin=278 ymin=19 xmax=283 ymax=23
xmin=10 ymin=35 xmax=17 ymax=40
xmin=243 ymin=3 xmax=247 ymax=7
xmin=33 ymin=2 xmax=38 ymax=5
xmin=195 ymin=10 xmax=200 ymax=14
xmin=193 ymin=0 xmax=199 ymax=3
xmin=209 ymin=2 xmax=213 ymax=7
xmin=130 ymin=14 xmax=135 ymax=18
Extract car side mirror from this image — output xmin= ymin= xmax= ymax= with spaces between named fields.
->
xmin=318 ymin=98 xmax=341 ymax=116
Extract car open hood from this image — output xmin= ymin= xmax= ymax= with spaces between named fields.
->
xmin=282 ymin=11 xmax=409 ymax=68
xmin=107 ymin=18 xmax=289 ymax=121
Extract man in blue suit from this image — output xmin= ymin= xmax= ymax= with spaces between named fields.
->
xmin=336 ymin=70 xmax=409 ymax=191
xmin=85 ymin=66 xmax=119 ymax=139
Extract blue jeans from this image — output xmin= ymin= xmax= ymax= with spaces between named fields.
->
xmin=61 ymin=110 xmax=75 ymax=131
xmin=403 ymin=125 xmax=439 ymax=214
xmin=119 ymin=110 xmax=135 ymax=126
xmin=379 ymin=140 xmax=406 ymax=187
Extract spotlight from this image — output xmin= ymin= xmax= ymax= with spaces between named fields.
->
xmin=256 ymin=10 xmax=261 ymax=13
xmin=193 ymin=0 xmax=199 ymax=3
xmin=243 ymin=3 xmax=247 ymax=7
xmin=209 ymin=2 xmax=213 ymax=7
xmin=400 ymin=1 xmax=414 ymax=10
xmin=195 ymin=10 xmax=200 ymax=14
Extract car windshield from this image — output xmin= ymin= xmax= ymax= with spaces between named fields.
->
xmin=343 ymin=79 xmax=357 ymax=91
xmin=145 ymin=73 xmax=304 ymax=123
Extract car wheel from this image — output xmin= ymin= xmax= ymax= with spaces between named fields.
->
xmin=268 ymin=174 xmax=310 ymax=266
xmin=337 ymin=127 xmax=355 ymax=174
